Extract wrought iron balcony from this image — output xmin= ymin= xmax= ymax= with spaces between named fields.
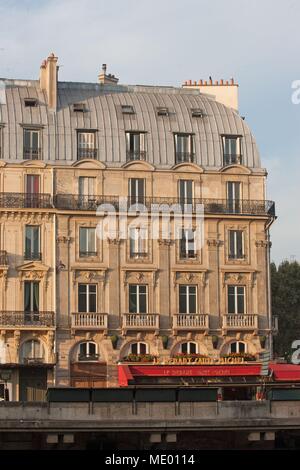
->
xmin=54 ymin=194 xmax=275 ymax=217
xmin=0 ymin=193 xmax=52 ymax=209
xmin=22 ymin=357 xmax=45 ymax=365
xmin=0 ymin=250 xmax=8 ymax=265
xmin=78 ymin=353 xmax=100 ymax=362
xmin=71 ymin=312 xmax=108 ymax=330
xmin=173 ymin=314 xmax=209 ymax=332
xmin=126 ymin=150 xmax=147 ymax=161
xmin=0 ymin=311 xmax=55 ymax=328
xmin=77 ymin=148 xmax=98 ymax=160
xmin=24 ymin=251 xmax=42 ymax=261
xmin=79 ymin=251 xmax=97 ymax=257
xmin=223 ymin=154 xmax=242 ymax=166
xmin=175 ymin=152 xmax=195 ymax=163
xmin=222 ymin=314 xmax=258 ymax=330
xmin=122 ymin=313 xmax=159 ymax=332
xmin=23 ymin=147 xmax=42 ymax=160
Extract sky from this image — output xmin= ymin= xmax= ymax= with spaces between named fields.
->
xmin=0 ymin=0 xmax=299 ymax=265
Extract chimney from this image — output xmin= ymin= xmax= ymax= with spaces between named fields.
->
xmin=182 ymin=77 xmax=239 ymax=112
xmin=98 ymin=64 xmax=119 ymax=85
xmin=39 ymin=52 xmax=58 ymax=111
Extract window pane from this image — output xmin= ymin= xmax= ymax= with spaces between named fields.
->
xmin=139 ymin=343 xmax=147 ymax=354
xmin=228 ymin=286 xmax=235 ymax=314
xmin=189 ymin=342 xmax=197 ymax=354
xmin=188 ymin=287 xmax=197 ymax=313
xmin=79 ymin=343 xmax=87 ymax=356
xmin=129 ymin=285 xmax=137 ymax=313
xmin=179 ymin=286 xmax=187 ymax=313
xmin=237 ymin=287 xmax=245 ymax=314
xmin=131 ymin=343 xmax=138 ymax=354
xmin=88 ymin=342 xmax=96 ymax=356
xmin=181 ymin=342 xmax=188 ymax=353
xmin=230 ymin=342 xmax=237 ymax=353
xmin=78 ymin=284 xmax=87 ymax=312
xmin=238 ymin=342 xmax=245 ymax=353
xmin=32 ymin=131 xmax=39 ymax=149
xmin=79 ymin=228 xmax=87 ymax=252
xmin=139 ymin=289 xmax=147 ymax=313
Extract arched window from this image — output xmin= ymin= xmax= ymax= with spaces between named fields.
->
xmin=180 ymin=341 xmax=198 ymax=354
xmin=20 ymin=339 xmax=44 ymax=364
xmin=230 ymin=341 xmax=246 ymax=354
xmin=130 ymin=342 xmax=148 ymax=355
xmin=78 ymin=341 xmax=98 ymax=361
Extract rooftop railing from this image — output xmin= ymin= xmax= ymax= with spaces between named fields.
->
xmin=23 ymin=147 xmax=42 ymax=160
xmin=77 ymin=148 xmax=98 ymax=160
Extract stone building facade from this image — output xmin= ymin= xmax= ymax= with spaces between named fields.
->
xmin=0 ymin=53 xmax=276 ymax=399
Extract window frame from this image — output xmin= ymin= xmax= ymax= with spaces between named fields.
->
xmin=24 ymin=225 xmax=41 ymax=260
xmin=179 ymin=285 xmax=197 ymax=314
xmin=78 ymin=283 xmax=97 ymax=313
xmin=180 ymin=341 xmax=198 ymax=354
xmin=228 ymin=230 xmax=245 ymax=259
xmin=77 ymin=131 xmax=97 ymax=160
xmin=79 ymin=227 xmax=97 ymax=257
xmin=227 ymin=285 xmax=246 ymax=314
xmin=222 ymin=135 xmax=242 ymax=165
xmin=129 ymin=284 xmax=148 ymax=314
xmin=130 ymin=342 xmax=148 ymax=355
xmin=23 ymin=128 xmax=41 ymax=160
xmin=174 ymin=133 xmax=195 ymax=163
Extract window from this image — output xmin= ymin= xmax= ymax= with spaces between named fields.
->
xmin=73 ymin=103 xmax=86 ymax=112
xmin=180 ymin=342 xmax=198 ymax=354
xmin=24 ymin=98 xmax=38 ymax=107
xmin=178 ymin=180 xmax=193 ymax=205
xmin=23 ymin=129 xmax=41 ymax=160
xmin=78 ymin=284 xmax=97 ymax=312
xmin=129 ymin=227 xmax=148 ymax=258
xmin=174 ymin=133 xmax=194 ymax=163
xmin=191 ymin=108 xmax=204 ymax=118
xmin=230 ymin=341 xmax=246 ymax=354
xmin=77 ymin=132 xmax=97 ymax=160
xmin=0 ymin=127 xmax=3 ymax=159
xmin=25 ymin=175 xmax=40 ymax=208
xmin=24 ymin=281 xmax=39 ymax=312
xmin=78 ymin=341 xmax=98 ymax=361
xmin=79 ymin=176 xmax=95 ymax=197
xmin=222 ymin=136 xmax=242 ymax=165
xmin=121 ymin=104 xmax=134 ymax=114
xmin=227 ymin=285 xmax=245 ymax=314
xmin=79 ymin=227 xmax=96 ymax=257
xmin=130 ymin=342 xmax=148 ymax=355
xmin=125 ymin=132 xmax=146 ymax=160
xmin=129 ymin=285 xmax=148 ymax=313
xmin=20 ymin=340 xmax=44 ymax=364
xmin=157 ymin=107 xmax=169 ymax=116
xmin=227 ymin=182 xmax=241 ymax=213
xmin=129 ymin=178 xmax=145 ymax=205
xmin=180 ymin=229 xmax=196 ymax=259
xmin=179 ymin=285 xmax=197 ymax=314
xmin=25 ymin=225 xmax=40 ymax=260
xmin=228 ymin=230 xmax=244 ymax=259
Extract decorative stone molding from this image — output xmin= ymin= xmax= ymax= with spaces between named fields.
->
xmin=255 ymin=240 xmax=272 ymax=248
xmin=222 ymin=271 xmax=257 ymax=288
xmin=158 ymin=239 xmax=174 ymax=246
xmin=122 ymin=269 xmax=158 ymax=286
xmin=173 ymin=270 xmax=207 ymax=287
xmin=72 ymin=268 xmax=107 ymax=286
xmin=107 ymin=237 xmax=121 ymax=245
xmin=0 ymin=212 xmax=52 ymax=223
xmin=57 ymin=235 xmax=71 ymax=244
xmin=0 ymin=268 xmax=8 ymax=289
xmin=207 ymin=239 xmax=222 ymax=247
xmin=17 ymin=261 xmax=50 ymax=283
xmin=14 ymin=330 xmax=20 ymax=352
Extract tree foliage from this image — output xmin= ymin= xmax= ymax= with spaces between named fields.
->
xmin=272 ymin=261 xmax=300 ymax=358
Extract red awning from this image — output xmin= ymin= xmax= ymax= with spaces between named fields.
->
xmin=118 ymin=364 xmax=262 ymax=386
xmin=270 ymin=363 xmax=300 ymax=381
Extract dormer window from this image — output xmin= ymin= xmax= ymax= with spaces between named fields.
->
xmin=191 ymin=108 xmax=204 ymax=118
xmin=174 ymin=133 xmax=195 ymax=163
xmin=157 ymin=106 xmax=169 ymax=116
xmin=73 ymin=103 xmax=86 ymax=113
xmin=126 ymin=132 xmax=146 ymax=161
xmin=24 ymin=98 xmax=38 ymax=108
xmin=222 ymin=136 xmax=242 ymax=165
xmin=121 ymin=104 xmax=135 ymax=115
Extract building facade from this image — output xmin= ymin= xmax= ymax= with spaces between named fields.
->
xmin=0 ymin=53 xmax=276 ymax=399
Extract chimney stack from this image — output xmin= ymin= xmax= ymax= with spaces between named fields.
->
xmin=39 ymin=52 xmax=58 ymax=111
xmin=98 ymin=64 xmax=119 ymax=85
xmin=182 ymin=76 xmax=239 ymax=111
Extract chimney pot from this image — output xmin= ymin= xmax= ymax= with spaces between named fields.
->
xmin=198 ymin=79 xmax=203 ymax=85
xmin=230 ymin=78 xmax=234 ymax=85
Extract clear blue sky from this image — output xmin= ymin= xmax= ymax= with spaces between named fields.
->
xmin=0 ymin=0 xmax=299 ymax=265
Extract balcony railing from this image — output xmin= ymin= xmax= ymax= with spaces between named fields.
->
xmin=126 ymin=150 xmax=147 ymax=161
xmin=23 ymin=147 xmax=42 ymax=160
xmin=24 ymin=251 xmax=42 ymax=261
xmin=173 ymin=314 xmax=209 ymax=331
xmin=122 ymin=313 xmax=159 ymax=331
xmin=0 ymin=193 xmax=52 ymax=209
xmin=223 ymin=154 xmax=242 ymax=166
xmin=71 ymin=312 xmax=108 ymax=330
xmin=0 ymin=250 xmax=8 ymax=265
xmin=222 ymin=314 xmax=258 ymax=330
xmin=54 ymin=194 xmax=275 ymax=217
xmin=77 ymin=148 xmax=98 ymax=160
xmin=79 ymin=251 xmax=97 ymax=257
xmin=175 ymin=152 xmax=195 ymax=163
xmin=0 ymin=311 xmax=55 ymax=328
